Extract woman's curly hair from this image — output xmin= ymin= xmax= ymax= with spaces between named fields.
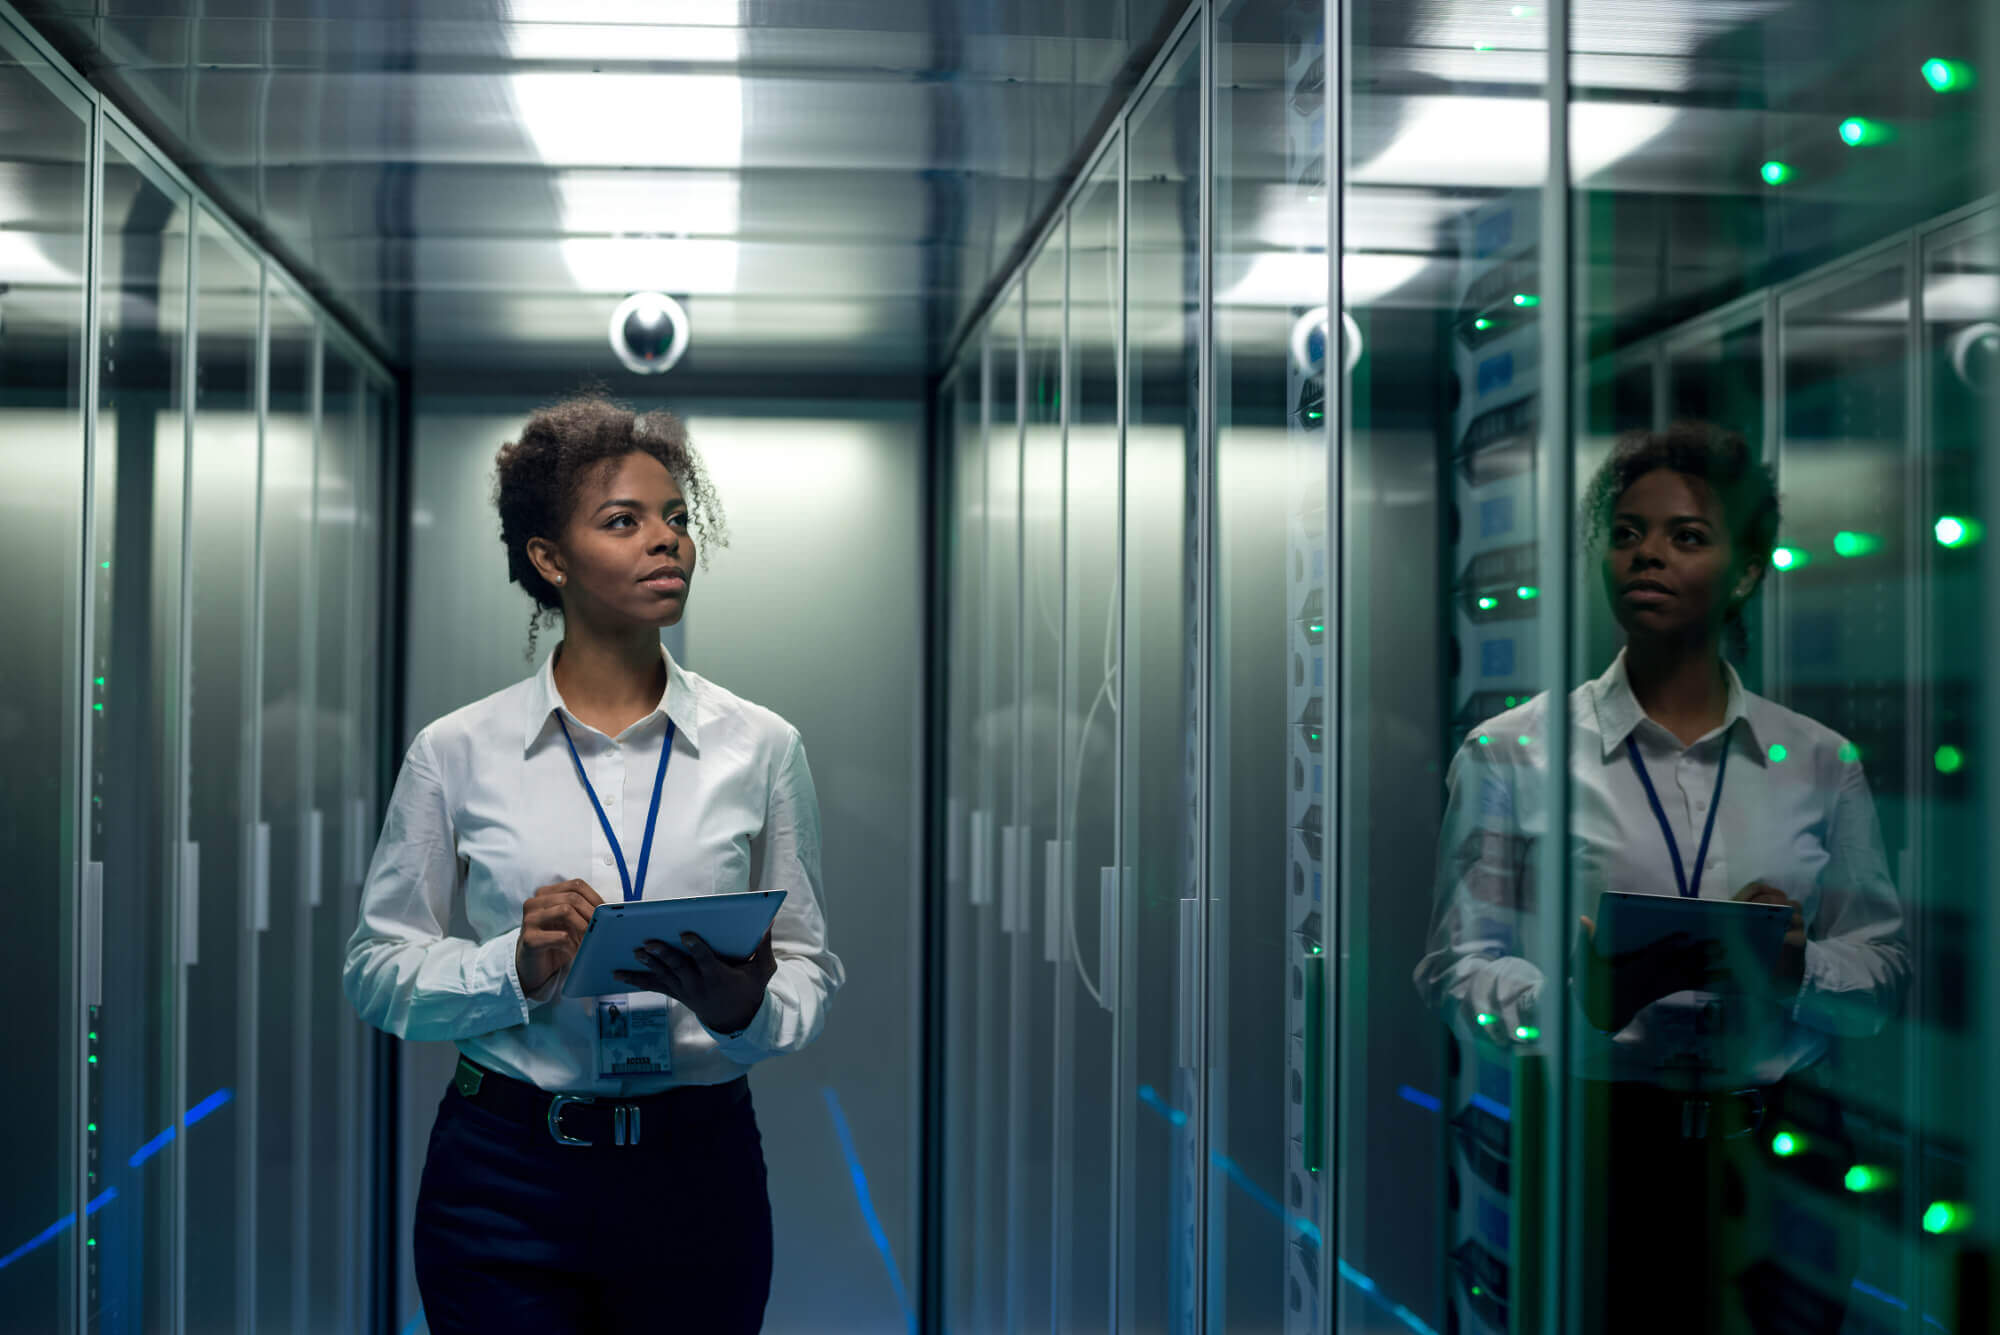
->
xmin=1581 ymin=420 xmax=1780 ymax=657
xmin=493 ymin=394 xmax=728 ymax=659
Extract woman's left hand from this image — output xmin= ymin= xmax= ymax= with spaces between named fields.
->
xmin=615 ymin=929 xmax=777 ymax=1036
xmin=1732 ymin=881 xmax=1808 ymax=990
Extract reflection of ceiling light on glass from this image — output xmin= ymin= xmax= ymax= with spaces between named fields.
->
xmin=1221 ymin=251 xmax=1429 ymax=308
xmin=1348 ymin=98 xmax=1676 ymax=188
xmin=0 ymin=230 xmax=81 ymax=285
xmin=559 ymin=237 xmax=740 ymax=294
xmin=510 ymin=73 xmax=743 ymax=167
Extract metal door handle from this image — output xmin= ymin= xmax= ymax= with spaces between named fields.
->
xmin=1178 ymin=897 xmax=1198 ymax=1071
xmin=252 ymin=821 xmax=271 ymax=932
xmin=1000 ymin=824 xmax=1021 ymax=935
xmin=182 ymin=841 xmax=200 ymax=967
xmin=1042 ymin=840 xmax=1062 ymax=963
xmin=1098 ymin=866 xmax=1117 ymax=1012
xmin=82 ymin=860 xmax=103 ymax=1008
xmin=306 ymin=808 xmax=324 ymax=908
xmin=969 ymin=810 xmax=992 ymax=906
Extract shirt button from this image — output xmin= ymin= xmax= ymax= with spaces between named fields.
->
xmin=601 ymin=855 xmax=613 ymax=866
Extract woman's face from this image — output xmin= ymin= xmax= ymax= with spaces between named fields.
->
xmin=1601 ymin=468 xmax=1754 ymax=643
xmin=548 ymin=450 xmax=696 ymax=629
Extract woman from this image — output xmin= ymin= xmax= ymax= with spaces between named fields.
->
xmin=344 ymin=396 xmax=842 ymax=1334
xmin=1415 ymin=422 xmax=1906 ymax=1332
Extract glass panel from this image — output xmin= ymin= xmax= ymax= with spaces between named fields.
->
xmin=1120 ymin=32 xmax=1199 ymax=1335
xmin=257 ymin=280 xmax=316 ymax=1335
xmin=980 ymin=286 xmax=1021 ymax=1335
xmin=1059 ymin=146 xmax=1120 ymax=1335
xmin=1019 ymin=232 xmax=1065 ymax=1334
xmin=309 ymin=341 xmax=361 ymax=1329
xmin=184 ymin=213 xmax=261 ymax=1335
xmin=1359 ymin=0 xmax=1555 ymax=1330
xmin=1917 ymin=213 xmax=1995 ymax=1325
xmin=87 ymin=127 xmax=188 ymax=1335
xmin=1565 ymin=0 xmax=1994 ymax=1328
xmin=1210 ymin=0 xmax=1333 ymax=1328
xmin=0 ymin=38 xmax=88 ymax=1329
xmin=942 ymin=351 xmax=982 ymax=1333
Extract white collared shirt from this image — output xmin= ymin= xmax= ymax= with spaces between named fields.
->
xmin=1414 ymin=650 xmax=1908 ymax=1088
xmin=343 ymin=643 xmax=843 ymax=1094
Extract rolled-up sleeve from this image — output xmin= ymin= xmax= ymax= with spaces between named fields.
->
xmin=342 ymin=731 xmax=539 ymax=1042
xmin=707 ymin=728 xmax=845 ymax=1064
xmin=1793 ymin=758 xmax=1909 ymax=1037
xmin=1413 ymin=735 xmax=1545 ymax=1040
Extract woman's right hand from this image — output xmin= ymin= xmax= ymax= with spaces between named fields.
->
xmin=516 ymin=879 xmax=605 ymax=996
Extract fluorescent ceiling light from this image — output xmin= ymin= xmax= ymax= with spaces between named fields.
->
xmin=1219 ymin=251 xmax=1431 ymax=308
xmin=506 ymin=0 xmax=741 ymax=24
xmin=557 ymin=237 xmax=740 ymax=294
xmin=1349 ymin=97 xmax=1677 ymax=189
xmin=506 ymin=24 xmax=744 ymax=63
xmin=509 ymin=73 xmax=744 ymax=168
xmin=553 ymin=171 xmax=741 ymax=235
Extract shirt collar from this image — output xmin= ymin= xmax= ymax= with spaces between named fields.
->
xmin=1588 ymin=647 xmax=1764 ymax=763
xmin=522 ymin=641 xmax=701 ymax=756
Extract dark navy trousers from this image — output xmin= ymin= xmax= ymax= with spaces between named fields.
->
xmin=413 ymin=1076 xmax=773 ymax=1334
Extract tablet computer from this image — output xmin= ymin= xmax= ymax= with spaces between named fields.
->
xmin=560 ymin=889 xmax=787 ymax=1000
xmin=1592 ymin=890 xmax=1792 ymax=981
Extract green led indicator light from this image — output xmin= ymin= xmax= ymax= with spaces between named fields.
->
xmin=1307 ymin=622 xmax=1325 ymax=634
xmin=1767 ymin=743 xmax=1789 ymax=764
xmin=1307 ymin=730 xmax=1321 ymax=743
xmin=1760 ymin=161 xmax=1794 ymax=186
xmin=1925 ymin=1201 xmax=1972 ymax=1234
xmin=88 ymin=1031 xmax=96 ymax=1041
xmin=1476 ymin=1012 xmax=1496 ymax=1026
xmin=94 ymin=703 xmax=103 ymax=713
xmin=1833 ymin=530 xmax=1881 ymax=558
xmin=87 ymin=1238 xmax=96 ymax=1248
xmin=86 ymin=1122 xmax=96 ymax=1133
xmin=94 ymin=677 xmax=104 ymax=687
xmin=1475 ymin=735 xmax=1491 ymax=747
xmin=1472 ymin=40 xmax=1494 ymax=52
xmin=99 ymin=560 xmax=110 ymax=570
xmin=1838 ymin=118 xmax=1893 ymax=147
xmin=1477 ymin=596 xmax=1498 ymax=611
xmin=88 ymin=1054 xmax=97 ymax=1065
xmin=1845 ymin=1164 xmax=1890 ymax=1193
xmin=1935 ymin=515 xmax=1983 ymax=548
xmin=1505 ymin=696 xmax=1518 ymax=706
xmin=1305 ymin=407 xmax=1323 ymax=422
xmin=1936 ymin=744 xmax=1965 ymax=775
xmin=1514 ymin=1025 xmax=1539 ymax=1041
xmin=1770 ymin=546 xmax=1809 ymax=570
xmin=1473 ymin=317 xmax=1494 ymax=331
xmin=1923 ymin=58 xmax=1975 ymax=93
xmin=1771 ymin=1132 xmax=1803 ymax=1157
xmin=1516 ymin=735 xmax=1531 ymax=747
xmin=1471 ymin=1284 xmax=1484 ymax=1297
xmin=1516 ymin=585 xmax=1539 ymax=600
xmin=1512 ymin=293 xmax=1539 ymax=308
xmin=1838 ymin=742 xmax=1861 ymax=763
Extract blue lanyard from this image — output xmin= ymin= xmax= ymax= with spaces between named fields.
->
xmin=1625 ymin=731 xmax=1730 ymax=899
xmin=557 ymin=715 xmax=677 ymax=903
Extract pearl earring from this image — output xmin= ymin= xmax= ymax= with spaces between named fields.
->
xmin=555 ymin=575 xmax=564 ymax=585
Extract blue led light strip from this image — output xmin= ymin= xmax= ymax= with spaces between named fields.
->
xmin=0 ymin=1089 xmax=230 ymax=1271
xmin=822 ymin=1086 xmax=916 ymax=1335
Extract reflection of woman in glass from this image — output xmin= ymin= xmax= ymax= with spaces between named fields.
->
xmin=1416 ymin=423 xmax=1907 ymax=1332
xmin=345 ymin=397 xmax=842 ymax=1333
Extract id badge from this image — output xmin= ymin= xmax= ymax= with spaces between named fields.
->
xmin=595 ymin=992 xmax=672 ymax=1079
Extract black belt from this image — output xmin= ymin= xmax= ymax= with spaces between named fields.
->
xmin=450 ymin=1056 xmax=746 ymax=1149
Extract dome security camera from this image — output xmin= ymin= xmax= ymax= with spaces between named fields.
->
xmin=609 ymin=291 xmax=691 ymax=375
xmin=1949 ymin=321 xmax=2000 ymax=395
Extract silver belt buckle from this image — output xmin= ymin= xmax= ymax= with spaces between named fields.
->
xmin=613 ymin=1104 xmax=642 ymax=1147
xmin=548 ymin=1093 xmax=596 ymax=1146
